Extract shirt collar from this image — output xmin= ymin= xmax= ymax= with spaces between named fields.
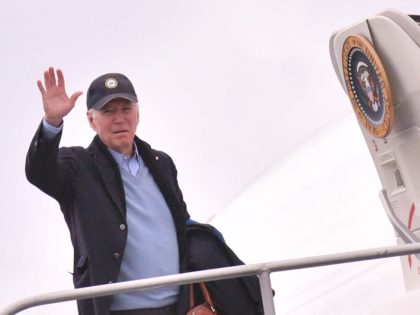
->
xmin=107 ymin=143 xmax=140 ymax=167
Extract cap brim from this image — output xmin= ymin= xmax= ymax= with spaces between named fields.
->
xmin=91 ymin=93 xmax=138 ymax=110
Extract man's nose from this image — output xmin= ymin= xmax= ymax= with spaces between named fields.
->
xmin=113 ymin=110 xmax=125 ymax=122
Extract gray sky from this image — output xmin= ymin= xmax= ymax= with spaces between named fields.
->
xmin=0 ymin=1 xmax=419 ymax=314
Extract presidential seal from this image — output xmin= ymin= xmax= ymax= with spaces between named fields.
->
xmin=105 ymin=78 xmax=118 ymax=89
xmin=342 ymin=35 xmax=393 ymax=138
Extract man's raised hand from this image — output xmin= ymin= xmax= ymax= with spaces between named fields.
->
xmin=37 ymin=67 xmax=83 ymax=127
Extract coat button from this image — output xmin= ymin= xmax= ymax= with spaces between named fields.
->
xmin=120 ymin=224 xmax=126 ymax=230
xmin=155 ymin=156 xmax=159 ymax=160
xmin=114 ymin=252 xmax=120 ymax=259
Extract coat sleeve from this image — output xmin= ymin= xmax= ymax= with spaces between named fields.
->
xmin=25 ymin=121 xmax=74 ymax=203
xmin=167 ymin=153 xmax=190 ymax=220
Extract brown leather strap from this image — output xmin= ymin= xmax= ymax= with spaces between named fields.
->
xmin=189 ymin=284 xmax=195 ymax=309
xmin=199 ymin=282 xmax=217 ymax=311
xmin=189 ymin=282 xmax=217 ymax=312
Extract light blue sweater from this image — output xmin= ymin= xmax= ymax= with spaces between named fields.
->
xmin=110 ymin=154 xmax=180 ymax=310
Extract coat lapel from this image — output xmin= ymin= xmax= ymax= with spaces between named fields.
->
xmin=135 ymin=138 xmax=176 ymax=206
xmin=88 ymin=137 xmax=126 ymax=217
xmin=136 ymin=138 xmax=188 ymax=258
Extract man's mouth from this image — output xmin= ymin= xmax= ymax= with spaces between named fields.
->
xmin=113 ymin=130 xmax=128 ymax=134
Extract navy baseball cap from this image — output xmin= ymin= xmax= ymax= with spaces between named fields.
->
xmin=86 ymin=73 xmax=138 ymax=110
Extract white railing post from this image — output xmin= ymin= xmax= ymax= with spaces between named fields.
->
xmin=259 ymin=269 xmax=276 ymax=315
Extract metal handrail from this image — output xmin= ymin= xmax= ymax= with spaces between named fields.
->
xmin=2 ymin=243 xmax=420 ymax=315
xmin=380 ymin=190 xmax=420 ymax=260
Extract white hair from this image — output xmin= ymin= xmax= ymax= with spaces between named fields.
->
xmin=87 ymin=100 xmax=139 ymax=117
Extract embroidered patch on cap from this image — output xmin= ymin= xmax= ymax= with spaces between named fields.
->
xmin=105 ymin=78 xmax=118 ymax=89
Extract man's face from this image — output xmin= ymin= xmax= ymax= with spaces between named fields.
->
xmin=87 ymin=98 xmax=139 ymax=155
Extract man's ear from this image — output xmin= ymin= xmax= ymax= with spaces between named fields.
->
xmin=87 ymin=111 xmax=96 ymax=131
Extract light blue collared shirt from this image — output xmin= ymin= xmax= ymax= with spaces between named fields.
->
xmin=42 ymin=118 xmax=63 ymax=139
xmin=107 ymin=146 xmax=140 ymax=176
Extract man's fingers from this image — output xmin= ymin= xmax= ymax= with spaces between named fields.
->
xmin=48 ymin=67 xmax=57 ymax=87
xmin=44 ymin=70 xmax=51 ymax=89
xmin=57 ymin=69 xmax=65 ymax=88
xmin=70 ymin=91 xmax=83 ymax=105
xmin=37 ymin=80 xmax=45 ymax=95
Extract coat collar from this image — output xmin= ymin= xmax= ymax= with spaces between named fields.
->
xmin=86 ymin=135 xmax=176 ymax=218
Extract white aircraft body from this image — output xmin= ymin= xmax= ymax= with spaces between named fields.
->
xmin=330 ymin=9 xmax=420 ymax=314
xmin=213 ymin=8 xmax=420 ymax=315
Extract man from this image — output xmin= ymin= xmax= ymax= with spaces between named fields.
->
xmin=26 ymin=67 xmax=190 ymax=315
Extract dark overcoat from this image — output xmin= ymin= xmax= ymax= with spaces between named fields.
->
xmin=25 ymin=123 xmax=190 ymax=315
xmin=185 ymin=223 xmax=267 ymax=315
